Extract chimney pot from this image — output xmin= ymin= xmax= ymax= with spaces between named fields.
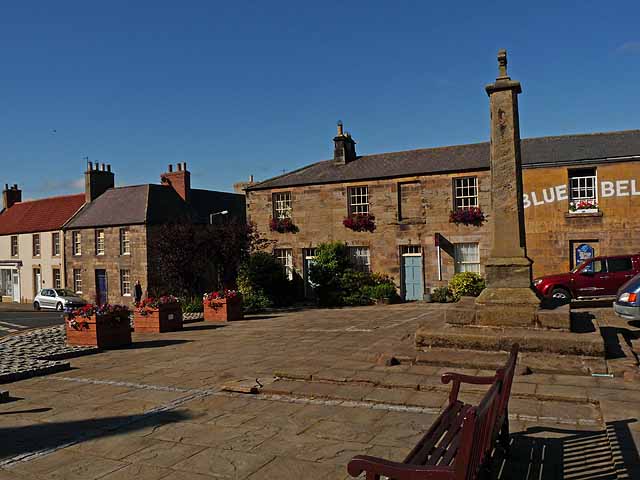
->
xmin=183 ymin=162 xmax=187 ymax=171
xmin=4 ymin=184 xmax=8 ymax=190
xmin=177 ymin=163 xmax=182 ymax=172
xmin=249 ymin=174 xmax=254 ymax=183
xmin=337 ymin=120 xmax=344 ymax=136
xmin=168 ymin=164 xmax=173 ymax=173
xmin=107 ymin=164 xmax=111 ymax=172
xmin=88 ymin=161 xmax=93 ymax=171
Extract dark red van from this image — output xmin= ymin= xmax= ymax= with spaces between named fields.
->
xmin=533 ymin=254 xmax=640 ymax=300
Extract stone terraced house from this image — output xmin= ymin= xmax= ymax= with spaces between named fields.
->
xmin=0 ymin=185 xmax=85 ymax=303
xmin=245 ymin=124 xmax=640 ymax=301
xmin=64 ymin=162 xmax=245 ymax=306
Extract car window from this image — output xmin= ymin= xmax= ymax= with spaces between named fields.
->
xmin=608 ymin=257 xmax=633 ymax=273
xmin=583 ymin=259 xmax=607 ymax=274
xmin=47 ymin=290 xmax=55 ymax=297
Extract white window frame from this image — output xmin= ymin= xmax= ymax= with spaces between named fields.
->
xmin=52 ymin=232 xmax=60 ymax=257
xmin=273 ymin=192 xmax=292 ymax=220
xmin=95 ymin=229 xmax=105 ymax=256
xmin=349 ymin=246 xmax=371 ymax=272
xmin=10 ymin=236 xmax=18 ymax=257
xmin=401 ymin=245 xmax=422 ymax=256
xmin=120 ymin=269 xmax=131 ymax=296
xmin=274 ymin=248 xmax=294 ymax=280
xmin=72 ymin=231 xmax=82 ymax=256
xmin=454 ymin=243 xmax=480 ymax=273
xmin=569 ymin=169 xmax=598 ymax=212
xmin=348 ymin=186 xmax=369 ymax=215
xmin=32 ymin=234 xmax=41 ymax=257
xmin=73 ymin=268 xmax=82 ymax=294
xmin=53 ymin=268 xmax=62 ymax=289
xmin=120 ymin=228 xmax=131 ymax=256
xmin=454 ymin=177 xmax=479 ymax=210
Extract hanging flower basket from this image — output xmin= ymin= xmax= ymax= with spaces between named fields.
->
xmin=134 ymin=296 xmax=183 ymax=333
xmin=449 ymin=207 xmax=486 ymax=227
xmin=343 ymin=214 xmax=376 ymax=232
xmin=269 ymin=218 xmax=299 ymax=233
xmin=203 ymin=289 xmax=243 ymax=322
xmin=66 ymin=304 xmax=132 ymax=348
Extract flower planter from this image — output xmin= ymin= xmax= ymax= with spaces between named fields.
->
xmin=134 ymin=303 xmax=183 ymax=333
xmin=204 ymin=297 xmax=243 ymax=322
xmin=66 ymin=314 xmax=132 ymax=348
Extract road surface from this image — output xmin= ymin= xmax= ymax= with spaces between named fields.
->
xmin=0 ymin=311 xmax=64 ymax=338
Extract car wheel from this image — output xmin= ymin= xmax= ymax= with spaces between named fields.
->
xmin=551 ymin=288 xmax=571 ymax=301
xmin=34 ymin=302 xmax=41 ymax=311
xmin=56 ymin=302 xmax=64 ymax=312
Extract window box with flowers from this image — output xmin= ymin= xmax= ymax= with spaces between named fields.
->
xmin=134 ymin=296 xmax=183 ymax=333
xmin=65 ymin=304 xmax=132 ymax=348
xmin=343 ymin=214 xmax=376 ymax=233
xmin=449 ymin=207 xmax=486 ymax=227
xmin=269 ymin=217 xmax=299 ymax=234
xmin=569 ymin=200 xmax=598 ymax=214
xmin=203 ymin=289 xmax=243 ymax=322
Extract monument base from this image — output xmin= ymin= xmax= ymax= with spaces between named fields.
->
xmin=475 ymin=286 xmax=541 ymax=327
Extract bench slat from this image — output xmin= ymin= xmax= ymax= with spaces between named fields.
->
xmin=426 ymin=411 xmax=467 ymax=466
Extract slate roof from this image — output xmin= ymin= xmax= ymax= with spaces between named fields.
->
xmin=0 ymin=194 xmax=85 ymax=235
xmin=65 ymin=184 xmax=245 ymax=229
xmin=247 ymin=129 xmax=640 ymax=190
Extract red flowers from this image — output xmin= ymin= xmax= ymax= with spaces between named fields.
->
xmin=68 ymin=303 xmax=131 ymax=327
xmin=136 ymin=295 xmax=180 ymax=315
xmin=269 ymin=218 xmax=299 ymax=233
xmin=569 ymin=200 xmax=598 ymax=212
xmin=203 ymin=289 xmax=239 ymax=308
xmin=449 ymin=207 xmax=486 ymax=227
xmin=343 ymin=214 xmax=376 ymax=232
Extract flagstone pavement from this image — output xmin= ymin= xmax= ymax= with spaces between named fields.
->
xmin=1 ymin=303 xmax=639 ymax=479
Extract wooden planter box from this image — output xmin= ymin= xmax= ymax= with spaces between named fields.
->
xmin=66 ymin=314 xmax=132 ymax=348
xmin=134 ymin=303 xmax=183 ymax=333
xmin=204 ymin=297 xmax=243 ymax=322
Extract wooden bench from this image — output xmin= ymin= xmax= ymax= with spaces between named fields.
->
xmin=347 ymin=344 xmax=519 ymax=480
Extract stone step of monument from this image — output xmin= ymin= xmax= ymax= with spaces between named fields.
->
xmin=416 ymin=323 xmax=605 ymax=357
xmin=261 ymin=378 xmax=603 ymax=426
xmin=414 ymin=348 xmax=607 ymax=376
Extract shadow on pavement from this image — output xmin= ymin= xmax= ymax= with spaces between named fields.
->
xmin=493 ymin=420 xmax=638 ymax=479
xmin=0 ymin=408 xmax=52 ymax=415
xmin=0 ymin=410 xmax=189 ymax=461
xmin=126 ymin=339 xmax=192 ymax=349
xmin=181 ymin=324 xmax=226 ymax=332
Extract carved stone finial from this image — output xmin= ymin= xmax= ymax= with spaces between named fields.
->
xmin=498 ymin=49 xmax=508 ymax=78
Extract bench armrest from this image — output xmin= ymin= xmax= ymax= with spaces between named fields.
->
xmin=441 ymin=372 xmax=496 ymax=403
xmin=347 ymin=455 xmax=455 ymax=480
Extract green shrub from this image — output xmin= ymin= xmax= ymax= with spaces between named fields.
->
xmin=309 ymin=242 xmax=352 ymax=306
xmin=237 ymin=251 xmax=292 ymax=307
xmin=431 ymin=286 xmax=453 ymax=303
xmin=241 ymin=288 xmax=273 ymax=313
xmin=448 ymin=272 xmax=486 ymax=301
xmin=364 ymin=282 xmax=399 ymax=302
xmin=181 ymin=296 xmax=203 ymax=313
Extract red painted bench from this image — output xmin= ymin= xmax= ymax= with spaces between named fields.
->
xmin=347 ymin=344 xmax=519 ymax=480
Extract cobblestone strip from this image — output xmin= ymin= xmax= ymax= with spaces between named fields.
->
xmin=0 ymin=326 xmax=98 ymax=384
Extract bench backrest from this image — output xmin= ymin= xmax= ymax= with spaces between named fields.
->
xmin=497 ymin=343 xmax=519 ymax=416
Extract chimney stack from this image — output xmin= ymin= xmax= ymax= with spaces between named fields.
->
xmin=2 ymin=184 xmax=22 ymax=210
xmin=161 ymin=163 xmax=191 ymax=202
xmin=233 ymin=174 xmax=256 ymax=194
xmin=333 ymin=120 xmax=357 ymax=165
xmin=84 ymin=161 xmax=115 ymax=203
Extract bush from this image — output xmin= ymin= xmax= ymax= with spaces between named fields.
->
xmin=241 ymin=288 xmax=273 ymax=313
xmin=237 ymin=252 xmax=292 ymax=309
xmin=448 ymin=272 xmax=486 ymax=301
xmin=181 ymin=296 xmax=204 ymax=313
xmin=364 ymin=282 xmax=399 ymax=302
xmin=431 ymin=286 xmax=453 ymax=303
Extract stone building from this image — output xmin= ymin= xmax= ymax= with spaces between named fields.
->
xmin=245 ymin=125 xmax=640 ymax=300
xmin=63 ymin=162 xmax=245 ymax=305
xmin=0 ymin=185 xmax=84 ymax=303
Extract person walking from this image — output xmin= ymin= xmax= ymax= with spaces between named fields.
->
xmin=134 ymin=280 xmax=143 ymax=304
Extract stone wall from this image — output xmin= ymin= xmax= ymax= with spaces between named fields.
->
xmin=64 ymin=225 xmax=148 ymax=306
xmin=247 ymin=159 xmax=640 ymax=297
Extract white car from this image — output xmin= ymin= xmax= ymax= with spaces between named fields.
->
xmin=34 ymin=288 xmax=88 ymax=312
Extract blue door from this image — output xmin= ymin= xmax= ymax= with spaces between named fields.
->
xmin=403 ymin=255 xmax=424 ymax=301
xmin=95 ymin=270 xmax=108 ymax=305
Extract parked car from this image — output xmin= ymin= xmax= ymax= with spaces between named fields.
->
xmin=33 ymin=288 xmax=88 ymax=311
xmin=614 ymin=272 xmax=640 ymax=320
xmin=533 ymin=254 xmax=640 ymax=300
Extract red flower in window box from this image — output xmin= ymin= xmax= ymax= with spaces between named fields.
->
xmin=343 ymin=214 xmax=376 ymax=232
xmin=449 ymin=207 xmax=486 ymax=227
xmin=269 ymin=217 xmax=299 ymax=233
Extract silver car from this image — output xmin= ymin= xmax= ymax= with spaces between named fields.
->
xmin=34 ymin=288 xmax=88 ymax=311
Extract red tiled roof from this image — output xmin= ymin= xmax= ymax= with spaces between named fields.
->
xmin=0 ymin=194 xmax=85 ymax=235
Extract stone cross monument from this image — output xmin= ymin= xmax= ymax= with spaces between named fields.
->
xmin=474 ymin=49 xmax=541 ymax=326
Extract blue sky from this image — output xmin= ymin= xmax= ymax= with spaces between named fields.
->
xmin=2 ymin=1 xmax=639 ymax=198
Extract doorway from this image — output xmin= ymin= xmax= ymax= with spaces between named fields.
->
xmin=302 ymin=248 xmax=316 ymax=299
xmin=33 ymin=268 xmax=42 ymax=298
xmin=95 ymin=269 xmax=108 ymax=305
xmin=401 ymin=246 xmax=424 ymax=301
